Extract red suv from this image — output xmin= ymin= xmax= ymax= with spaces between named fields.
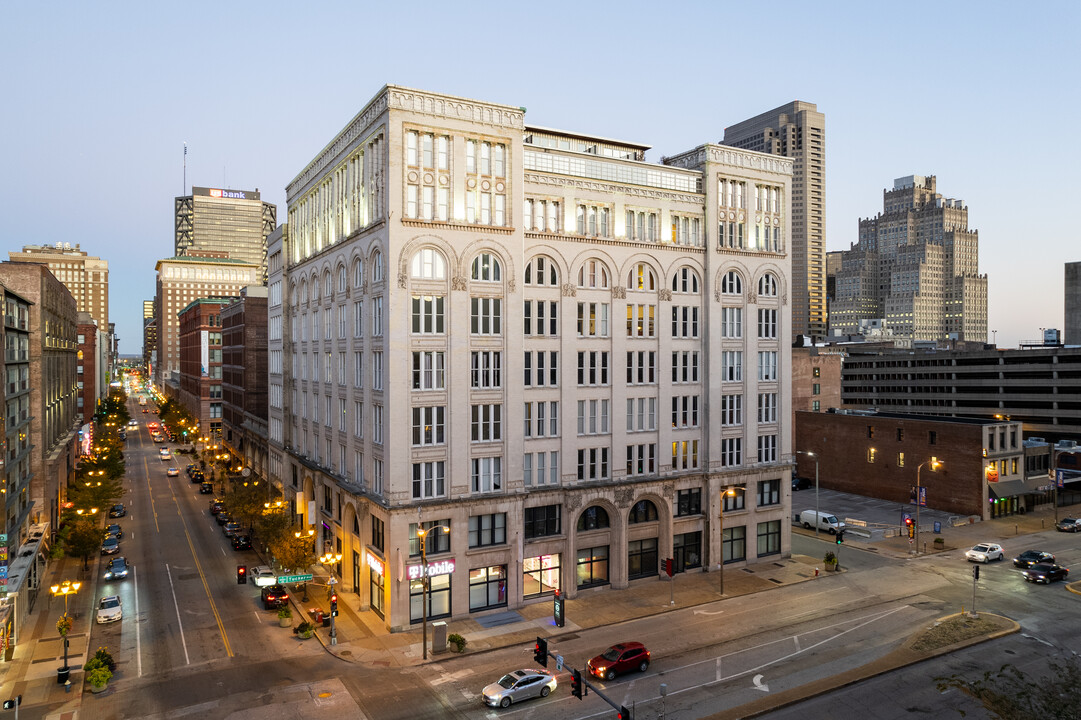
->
xmin=586 ymin=642 xmax=651 ymax=681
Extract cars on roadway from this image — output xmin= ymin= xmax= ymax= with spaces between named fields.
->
xmin=209 ymin=500 xmax=224 ymax=515
xmin=96 ymin=595 xmax=123 ymax=624
xmin=108 ymin=504 xmax=126 ymax=518
xmin=100 ymin=536 xmax=120 ymax=555
xmin=159 ymin=450 xmax=172 ymax=461
xmin=1013 ymin=550 xmax=1055 ymax=568
xmin=223 ymin=521 xmax=242 ymax=538
xmin=250 ymin=566 xmax=276 ymax=586
xmin=586 ymin=642 xmax=651 ymax=680
xmin=1023 ymin=562 xmax=1070 ymax=584
xmin=482 ymin=669 xmax=557 ymax=708
xmin=792 ymin=476 xmax=813 ymax=491
xmin=104 ymin=557 xmax=129 ymax=580
xmin=128 ymin=420 xmax=138 ymax=427
xmin=166 ymin=467 xmax=179 ymax=477
xmin=215 ymin=511 xmax=231 ymax=525
xmin=232 ymin=534 xmax=252 ymax=550
xmin=1056 ymin=518 xmax=1081 ymax=532
xmin=965 ymin=543 xmax=1005 ymax=563
xmin=200 ymin=482 xmax=214 ymax=494
xmin=260 ymin=584 xmax=289 ymax=610
xmin=186 ymin=464 xmax=197 ymax=476
xmin=104 ymin=523 xmax=122 ymax=539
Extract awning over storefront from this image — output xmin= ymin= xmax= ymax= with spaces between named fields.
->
xmin=989 ymin=479 xmax=1047 ymax=498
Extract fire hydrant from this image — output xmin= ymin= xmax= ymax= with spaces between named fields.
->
xmin=815 ymin=567 xmax=820 ymax=577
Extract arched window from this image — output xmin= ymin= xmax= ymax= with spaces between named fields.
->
xmin=324 ymin=271 xmax=333 ymax=298
xmin=298 ymin=280 xmax=307 ymax=305
xmin=525 ymin=256 xmax=559 ymax=286
xmin=627 ymin=263 xmax=656 ymax=292
xmin=628 ymin=500 xmax=659 ymax=524
xmin=337 ymin=264 xmax=347 ymax=292
xmin=290 ymin=282 xmax=299 ymax=307
xmin=577 ymin=259 xmax=609 ymax=289
xmin=352 ymin=258 xmax=364 ymax=287
xmin=577 ymin=506 xmax=610 ymax=531
xmin=758 ymin=273 xmax=778 ymax=297
xmin=411 ymin=248 xmax=446 ymax=280
xmin=371 ymin=250 xmax=384 ymax=282
xmin=310 ymin=277 xmax=319 ymax=302
xmin=721 ymin=271 xmax=742 ymax=295
xmin=471 ymin=252 xmax=502 ymax=282
xmin=672 ymin=266 xmax=700 ymax=294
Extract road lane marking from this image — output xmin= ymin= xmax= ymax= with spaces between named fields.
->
xmin=171 ymin=496 xmax=234 ymax=657
xmin=134 ymin=564 xmax=143 ymax=677
xmin=143 ymin=457 xmax=160 ymax=533
xmin=166 ymin=563 xmax=191 ymax=664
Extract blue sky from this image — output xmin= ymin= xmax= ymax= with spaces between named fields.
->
xmin=2 ymin=1 xmax=1077 ymax=353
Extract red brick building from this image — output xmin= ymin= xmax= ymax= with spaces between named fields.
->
xmin=795 ymin=410 xmax=1033 ymax=520
xmin=221 ymin=287 xmax=268 ymax=479
xmin=790 ymin=347 xmax=843 ymax=447
xmin=77 ymin=313 xmax=98 ymax=425
xmin=178 ymin=298 xmax=234 ymax=435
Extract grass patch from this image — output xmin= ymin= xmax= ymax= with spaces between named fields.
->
xmin=910 ymin=614 xmax=1012 ymax=654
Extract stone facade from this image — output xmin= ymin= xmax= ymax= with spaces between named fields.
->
xmin=277 ymin=85 xmax=794 ymax=631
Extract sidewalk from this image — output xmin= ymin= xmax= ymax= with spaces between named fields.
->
xmin=0 ymin=555 xmax=90 ymax=719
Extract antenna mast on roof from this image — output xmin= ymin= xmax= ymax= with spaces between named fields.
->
xmin=183 ymin=142 xmax=187 ymax=195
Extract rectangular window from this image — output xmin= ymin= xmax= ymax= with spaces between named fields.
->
xmin=471 ymin=457 xmax=502 ymax=493
xmin=373 ymin=404 xmax=383 ymax=444
xmin=626 ymin=351 xmax=656 ymax=385
xmin=721 ymin=437 xmax=742 ymax=467
xmin=721 ymin=307 xmax=742 ymax=339
xmin=577 ymin=302 xmax=610 ymax=337
xmin=576 ymin=546 xmax=609 ymax=588
xmin=354 ymin=401 xmax=363 ymax=438
xmin=757 ymin=351 xmax=778 ymax=381
xmin=470 ymin=297 xmax=502 ymax=335
xmin=626 ymin=397 xmax=657 ymax=432
xmin=412 ymin=351 xmax=445 ymax=390
xmin=371 ymin=297 xmax=383 ymax=336
xmin=523 ymin=350 xmax=558 ymax=387
xmin=372 ymin=352 xmax=383 ymax=390
xmin=722 ymin=394 xmax=742 ymax=426
xmin=671 ymin=439 xmax=699 ymax=470
xmin=676 ymin=488 xmax=702 ymax=516
xmin=471 ymin=404 xmax=502 ymax=442
xmin=757 ymin=520 xmax=781 ymax=557
xmin=723 ymin=485 xmax=746 ymax=512
xmin=524 ymin=300 xmax=558 ymax=336
xmin=576 ymin=447 xmax=610 ymax=481
xmin=670 ymin=305 xmax=699 ymax=339
xmin=758 ymin=308 xmax=777 ymax=339
xmin=757 ymin=393 xmax=777 ymax=423
xmin=468 ymin=513 xmax=507 ymax=548
xmin=756 ymin=479 xmax=780 ymax=507
xmin=672 ymin=351 xmax=701 ymax=383
xmin=757 ymin=435 xmax=777 ymax=463
xmin=626 ymin=304 xmax=656 ymax=338
xmin=671 ymin=395 xmax=699 ymax=429
xmin=471 ymin=351 xmax=502 ymax=389
xmin=576 ymin=351 xmax=609 ymax=386
xmin=628 ymin=538 xmax=658 ymax=580
xmin=722 ymin=351 xmax=742 ymax=382
xmin=576 ymin=399 xmax=610 ymax=435
xmin=411 ymin=406 xmax=445 ymax=446
xmin=408 ymin=519 xmax=452 ymax=557
xmin=411 ymin=461 xmax=445 ymax=499
xmin=410 ymin=295 xmax=445 ymax=334
xmin=723 ymin=526 xmax=746 ymax=564
xmin=625 ymin=443 xmax=656 ymax=476
xmin=524 ymin=505 xmax=561 ymax=539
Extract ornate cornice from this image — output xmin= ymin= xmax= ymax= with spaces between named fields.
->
xmin=707 ymin=146 xmax=793 ymax=176
xmin=524 ymin=172 xmax=703 ymax=205
xmin=388 ymin=87 xmax=525 ymax=130
xmin=289 ymin=92 xmax=389 ymax=197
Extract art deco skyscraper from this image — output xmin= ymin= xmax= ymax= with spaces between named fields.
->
xmin=723 ymin=102 xmax=825 ymax=339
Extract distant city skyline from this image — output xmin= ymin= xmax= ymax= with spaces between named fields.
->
xmin=2 ymin=1 xmax=1077 ymax=354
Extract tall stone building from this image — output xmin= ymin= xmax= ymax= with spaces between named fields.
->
xmin=830 ymin=175 xmax=988 ymax=343
xmin=175 ymin=187 xmax=276 ymax=280
xmin=275 ymin=85 xmax=794 ymax=631
xmin=221 ymin=286 xmax=268 ymax=479
xmin=723 ymin=102 xmax=825 ymax=339
xmin=0 ymin=262 xmax=80 ymax=537
xmin=1066 ymin=262 xmax=1081 ymax=346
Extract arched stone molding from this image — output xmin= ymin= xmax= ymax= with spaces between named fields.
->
xmin=624 ymin=491 xmax=674 ymax=583
xmin=569 ymin=248 xmax=618 ymax=292
xmin=341 ymin=501 xmax=361 ymax=595
xmin=713 ymin=261 xmax=753 ymax=304
xmin=522 ymin=244 xmax=570 ymax=289
xmin=567 ymin=495 xmax=625 ymax=595
xmin=618 ymin=253 xmax=664 ymax=295
xmin=397 ymin=234 xmax=459 ymax=291
xmin=750 ymin=262 xmax=788 ymax=307
xmin=458 ymin=238 xmax=516 ymax=294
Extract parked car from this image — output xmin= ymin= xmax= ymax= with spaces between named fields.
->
xmin=200 ymin=482 xmax=214 ymax=494
xmin=166 ymin=467 xmax=180 ymax=477
xmin=1056 ymin=518 xmax=1081 ymax=533
xmin=223 ymin=521 xmax=241 ymax=537
xmin=232 ymin=534 xmax=252 ymax=551
xmin=482 ymin=669 xmax=557 ymax=708
xmin=586 ymin=642 xmax=651 ymax=681
xmin=798 ymin=510 xmax=845 ymax=535
xmin=209 ymin=500 xmax=224 ymax=515
xmin=108 ymin=504 xmax=126 ymax=518
xmin=1013 ymin=550 xmax=1055 ymax=568
xmin=186 ymin=464 xmax=197 ymax=476
xmin=965 ymin=543 xmax=1005 ymax=563
xmin=96 ymin=595 xmax=123 ymax=624
xmin=1023 ymin=562 xmax=1069 ymax=584
xmin=104 ymin=523 xmax=123 ymax=540
xmin=191 ymin=471 xmax=205 ymax=483
xmin=104 ymin=556 xmax=129 ymax=580
xmin=215 ymin=511 xmax=232 ymax=525
xmin=260 ymin=584 xmax=289 ymax=610
xmin=118 ymin=432 xmax=127 ymax=441
xmin=250 ymin=566 xmax=276 ymax=586
xmin=101 ymin=536 xmax=120 ymax=555
xmin=792 ymin=477 xmax=813 ymax=491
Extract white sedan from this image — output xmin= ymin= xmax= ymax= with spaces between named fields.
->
xmin=166 ymin=467 xmax=179 ymax=477
xmin=96 ymin=595 xmax=123 ymax=624
xmin=160 ymin=450 xmax=172 ymax=461
xmin=965 ymin=543 xmax=1005 ymax=563
xmin=250 ymin=566 xmax=277 ymax=587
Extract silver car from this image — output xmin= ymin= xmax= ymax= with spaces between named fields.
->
xmin=965 ymin=542 xmax=1004 ymax=563
xmin=482 ymin=669 xmax=557 ymax=708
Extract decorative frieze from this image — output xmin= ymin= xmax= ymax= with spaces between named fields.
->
xmin=525 ymin=172 xmax=703 ymax=206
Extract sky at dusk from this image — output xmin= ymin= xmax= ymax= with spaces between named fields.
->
xmin=2 ymin=1 xmax=1077 ymax=354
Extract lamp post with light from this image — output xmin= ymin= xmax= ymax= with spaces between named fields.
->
xmin=915 ymin=458 xmax=942 ymax=554
xmin=416 ymin=524 xmax=449 ymax=659
xmin=795 ymin=450 xmax=820 ymax=538
xmin=718 ymin=487 xmax=744 ymax=596
xmin=319 ymin=551 xmax=343 ymax=644
xmin=51 ymin=580 xmax=81 ymax=680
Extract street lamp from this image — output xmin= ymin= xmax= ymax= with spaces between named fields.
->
xmin=416 ymin=524 xmax=448 ymax=660
xmin=319 ymin=551 xmax=343 ymax=645
xmin=718 ymin=487 xmax=743 ymax=596
xmin=50 ymin=580 xmax=81 ymax=676
xmin=915 ymin=458 xmax=942 ymax=554
xmin=795 ymin=450 xmax=821 ymax=538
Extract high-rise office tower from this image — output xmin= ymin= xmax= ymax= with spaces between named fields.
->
xmin=175 ymin=187 xmax=276 ymax=280
xmin=272 ymin=85 xmax=794 ymax=631
xmin=723 ymin=102 xmax=825 ymax=339
xmin=8 ymin=243 xmax=110 ymax=338
xmin=831 ymin=175 xmax=987 ymax=342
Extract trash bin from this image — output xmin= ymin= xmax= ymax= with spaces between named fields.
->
xmin=313 ymin=609 xmax=324 ymax=625
xmin=432 ymin=621 xmax=448 ymax=654
xmin=57 ymin=666 xmax=70 ymax=684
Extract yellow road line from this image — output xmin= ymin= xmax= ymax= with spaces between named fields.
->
xmin=171 ymin=492 xmax=234 ymax=657
xmin=143 ymin=457 xmax=160 ymax=533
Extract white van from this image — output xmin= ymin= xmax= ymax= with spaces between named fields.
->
xmin=798 ymin=510 xmax=846 ymax=535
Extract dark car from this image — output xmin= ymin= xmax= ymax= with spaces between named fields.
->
xmin=1013 ymin=550 xmax=1055 ymax=568
xmin=232 ymin=534 xmax=252 ymax=551
xmin=215 ymin=511 xmax=231 ymax=525
xmin=101 ymin=536 xmax=120 ymax=555
xmin=1023 ymin=562 xmax=1070 ymax=584
xmin=118 ymin=432 xmax=127 ymax=441
xmin=586 ymin=642 xmax=651 ymax=681
xmin=1056 ymin=518 xmax=1081 ymax=533
xmin=191 ymin=471 xmax=205 ymax=483
xmin=209 ymin=500 xmax=224 ymax=515
xmin=104 ymin=523 xmax=123 ymax=540
xmin=104 ymin=556 xmax=129 ymax=580
xmin=108 ymin=504 xmax=126 ymax=518
xmin=186 ymin=464 xmax=197 ymax=477
xmin=260 ymin=584 xmax=289 ymax=610
xmin=200 ymin=482 xmax=214 ymax=494
xmin=792 ymin=477 xmax=813 ymax=491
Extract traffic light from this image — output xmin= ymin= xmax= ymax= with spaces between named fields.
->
xmin=330 ymin=593 xmax=339 ymax=617
xmin=533 ymin=637 xmax=548 ymax=666
xmin=618 ymin=706 xmax=631 ymax=719
xmin=237 ymin=565 xmax=247 ymax=584
xmin=571 ymin=668 xmax=583 ymax=699
xmin=836 ymin=530 xmax=845 ymax=544
xmin=973 ymin=565 xmax=980 ymax=581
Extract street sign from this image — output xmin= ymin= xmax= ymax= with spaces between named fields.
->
xmin=277 ymin=574 xmax=313 ymax=583
xmin=556 ymin=654 xmax=564 ymax=671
